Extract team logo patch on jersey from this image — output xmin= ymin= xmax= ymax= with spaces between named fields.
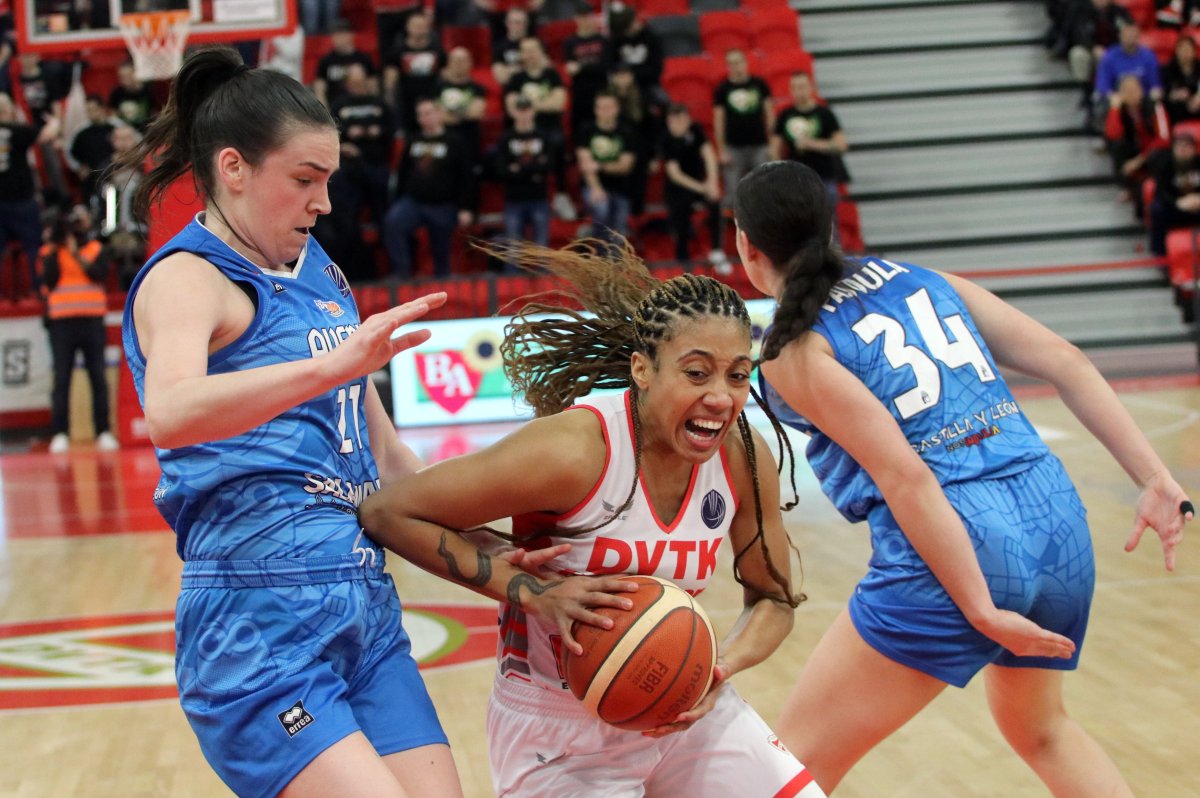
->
xmin=701 ymin=489 xmax=726 ymax=529
xmin=314 ymin=299 xmax=345 ymax=318
xmin=324 ymin=263 xmax=352 ymax=297
xmin=277 ymin=699 xmax=315 ymax=737
xmin=272 ymin=281 xmax=286 ymax=294
xmin=768 ymin=734 xmax=790 ymax=754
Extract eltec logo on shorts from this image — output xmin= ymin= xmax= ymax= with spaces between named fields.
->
xmin=278 ymin=700 xmax=315 ymax=737
xmin=0 ymin=605 xmax=497 ymax=711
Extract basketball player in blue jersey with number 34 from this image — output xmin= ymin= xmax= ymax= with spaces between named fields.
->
xmin=733 ymin=161 xmax=1191 ymax=796
xmin=118 ymin=47 xmax=471 ymax=798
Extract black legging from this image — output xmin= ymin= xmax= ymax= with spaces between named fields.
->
xmin=48 ymin=315 xmax=110 ymax=437
xmin=665 ymin=189 xmax=723 ymax=263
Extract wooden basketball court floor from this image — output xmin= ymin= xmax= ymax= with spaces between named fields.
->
xmin=1 ymin=380 xmax=1198 ymax=798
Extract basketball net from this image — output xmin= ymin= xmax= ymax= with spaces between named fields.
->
xmin=119 ymin=10 xmax=191 ymax=82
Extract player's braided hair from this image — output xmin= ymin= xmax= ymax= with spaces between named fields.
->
xmin=733 ymin=160 xmax=847 ymax=361
xmin=489 ymin=237 xmax=804 ymax=607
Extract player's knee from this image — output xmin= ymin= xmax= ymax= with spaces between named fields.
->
xmin=995 ymin=710 xmax=1069 ymax=763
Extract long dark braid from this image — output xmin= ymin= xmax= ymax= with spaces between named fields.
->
xmin=486 ymin=237 xmax=804 ymax=606
xmin=733 ymin=160 xmax=848 ymax=361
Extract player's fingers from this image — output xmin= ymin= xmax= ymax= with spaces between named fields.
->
xmin=569 ymin=608 xmax=616 ymax=631
xmin=389 ymin=328 xmax=432 ymax=353
xmin=1125 ymin=517 xmax=1149 ymax=553
xmin=1181 ymin=499 xmax=1195 ymax=520
xmin=559 ymin=623 xmax=584 ymax=656
xmin=412 ymin=291 xmax=448 ymax=310
xmin=523 ymin=543 xmax=571 ymax=569
xmin=585 ymin=590 xmax=634 ymax=611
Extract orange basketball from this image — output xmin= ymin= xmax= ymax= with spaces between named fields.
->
xmin=561 ymin=575 xmax=717 ymax=731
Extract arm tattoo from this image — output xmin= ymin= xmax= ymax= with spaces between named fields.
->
xmin=438 ymin=532 xmax=493 ymax=587
xmin=506 ymin=572 xmax=562 ymax=606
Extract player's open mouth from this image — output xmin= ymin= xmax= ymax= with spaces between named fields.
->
xmin=684 ymin=417 xmax=725 ymax=446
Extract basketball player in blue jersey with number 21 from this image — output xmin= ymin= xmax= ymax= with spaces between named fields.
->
xmin=118 ymin=47 xmax=466 ymax=798
xmin=734 ymin=160 xmax=1191 ymax=796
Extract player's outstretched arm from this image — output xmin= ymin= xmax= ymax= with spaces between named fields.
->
xmin=943 ymin=272 xmax=1191 ymax=571
xmin=357 ymin=411 xmax=638 ymax=653
xmin=762 ymin=336 xmax=1076 ymax=660
xmin=133 ymin=252 xmax=445 ymax=449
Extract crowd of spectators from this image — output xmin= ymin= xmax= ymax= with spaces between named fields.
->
xmin=0 ymin=0 xmax=849 ymax=298
xmin=1045 ymin=0 xmax=1200 ymax=257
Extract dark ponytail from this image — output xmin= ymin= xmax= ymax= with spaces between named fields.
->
xmin=759 ymin=239 xmax=844 ymax=361
xmin=114 ymin=46 xmax=335 ymax=222
xmin=733 ymin=160 xmax=848 ymax=360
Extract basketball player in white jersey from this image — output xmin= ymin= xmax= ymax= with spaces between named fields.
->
xmin=359 ymin=239 xmax=826 ymax=798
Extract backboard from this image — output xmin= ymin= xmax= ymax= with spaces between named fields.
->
xmin=13 ymin=0 xmax=296 ymax=54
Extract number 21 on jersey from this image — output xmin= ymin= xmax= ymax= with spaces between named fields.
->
xmin=851 ymin=288 xmax=995 ymax=419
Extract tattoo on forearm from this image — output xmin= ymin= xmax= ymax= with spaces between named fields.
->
xmin=506 ymin=573 xmax=562 ymax=605
xmin=438 ymin=532 xmax=493 ymax=587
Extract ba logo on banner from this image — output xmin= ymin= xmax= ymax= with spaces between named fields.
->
xmin=415 ymin=351 xmax=482 ymax=414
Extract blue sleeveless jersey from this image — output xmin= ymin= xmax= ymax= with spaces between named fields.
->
xmin=760 ymin=257 xmax=1050 ymax=526
xmin=122 ymin=217 xmax=379 ymax=560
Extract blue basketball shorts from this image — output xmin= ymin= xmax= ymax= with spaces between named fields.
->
xmin=849 ymin=455 xmax=1096 ymax=688
xmin=175 ymin=551 xmax=448 ymax=798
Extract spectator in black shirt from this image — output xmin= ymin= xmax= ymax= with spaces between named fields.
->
xmin=659 ymin=103 xmax=729 ymax=273
xmin=1147 ymin=130 xmax=1200 ymax=255
xmin=564 ymin=2 xmax=608 ymax=140
xmin=771 ymin=72 xmax=848 ymax=201
xmin=713 ymin=49 xmax=772 ymax=208
xmin=492 ymin=7 xmax=533 ymax=86
xmin=108 ymin=61 xmax=156 ymax=131
xmin=1063 ymin=0 xmax=1131 ymax=109
xmin=322 ymin=63 xmax=395 ymax=281
xmin=436 ymin=46 xmax=488 ymax=163
xmin=69 ymin=95 xmax=115 ymax=204
xmin=576 ymin=91 xmax=636 ymax=247
xmin=383 ymin=98 xmax=474 ymax=278
xmin=1164 ymin=35 xmax=1200 ymax=124
xmin=608 ymin=63 xmax=660 ymax=216
xmin=494 ymin=96 xmax=562 ymax=253
xmin=609 ymin=9 xmax=663 ymax=95
xmin=504 ymin=38 xmax=566 ymax=131
xmin=0 ymin=93 xmax=61 ymax=295
xmin=314 ymin=19 xmax=377 ymax=108
xmin=383 ymin=12 xmax=445 ymax=131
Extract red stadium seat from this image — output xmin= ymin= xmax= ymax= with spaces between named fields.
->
xmin=700 ymin=11 xmax=752 ymax=56
xmin=634 ymin=0 xmax=690 ymax=18
xmin=740 ymin=0 xmax=790 ymax=10
xmin=662 ymin=55 xmax=719 ymax=125
xmin=1116 ymin=0 xmax=1155 ymax=28
xmin=1166 ymin=227 xmax=1200 ymax=289
xmin=749 ymin=6 xmax=802 ymax=52
xmin=759 ymin=49 xmax=816 ymax=98
xmin=539 ymin=19 xmax=577 ymax=63
xmin=442 ymin=25 xmax=492 ymax=68
xmin=1140 ymin=28 xmax=1179 ymax=64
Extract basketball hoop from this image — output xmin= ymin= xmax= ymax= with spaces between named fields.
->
xmin=119 ymin=10 xmax=191 ymax=82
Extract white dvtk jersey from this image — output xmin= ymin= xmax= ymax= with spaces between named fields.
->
xmin=498 ymin=390 xmax=740 ymax=692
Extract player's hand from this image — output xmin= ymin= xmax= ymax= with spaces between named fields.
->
xmin=330 ymin=292 xmax=446 ymax=382
xmin=973 ymin=608 xmax=1076 ymax=659
xmin=1127 ymin=473 xmax=1191 ymax=571
xmin=520 ymin=575 xmax=639 ymax=656
xmin=497 ymin=543 xmax=571 ymax=578
xmin=641 ymin=660 xmax=730 ymax=738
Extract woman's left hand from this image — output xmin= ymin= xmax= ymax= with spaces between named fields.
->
xmin=640 ymin=660 xmax=731 ymax=738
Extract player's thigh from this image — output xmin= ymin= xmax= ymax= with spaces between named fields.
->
xmin=776 ymin=608 xmax=947 ymax=766
xmin=983 ymin=664 xmax=1068 ymax=751
xmin=647 ymin=686 xmax=825 ymax=798
xmin=382 ymin=743 xmax=464 ymax=798
xmin=280 ymin=731 xmax=408 ymax=798
xmin=487 ymin=687 xmax=652 ymax=798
